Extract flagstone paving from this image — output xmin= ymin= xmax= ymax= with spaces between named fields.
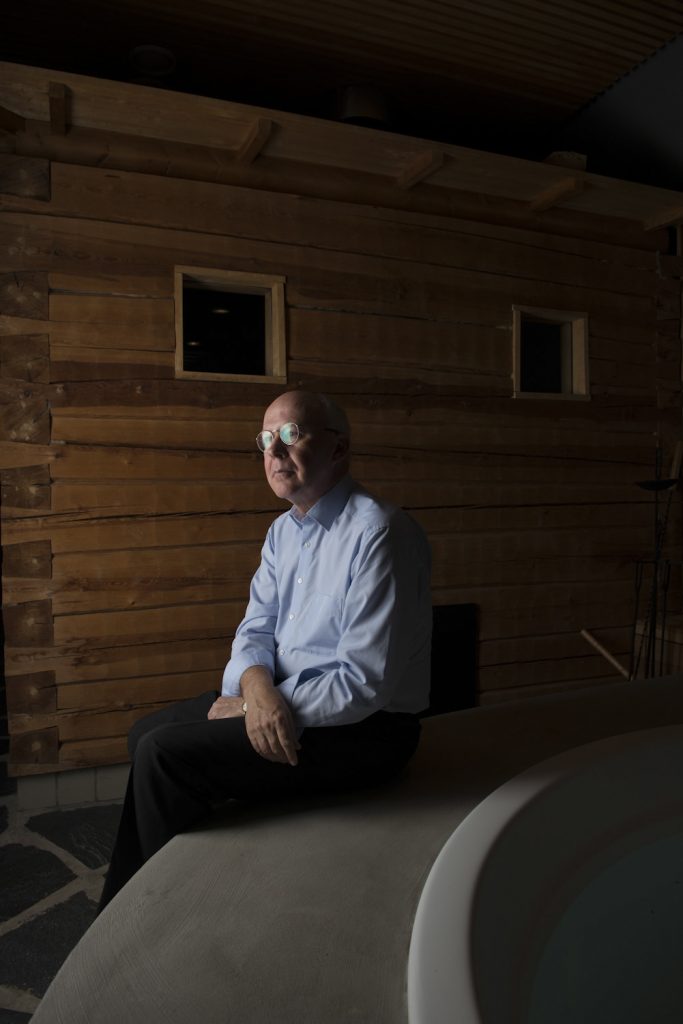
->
xmin=0 ymin=795 xmax=121 ymax=1020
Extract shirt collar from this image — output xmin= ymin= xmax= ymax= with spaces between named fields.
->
xmin=288 ymin=475 xmax=354 ymax=531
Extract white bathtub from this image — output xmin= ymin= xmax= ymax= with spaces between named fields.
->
xmin=408 ymin=725 xmax=683 ymax=1024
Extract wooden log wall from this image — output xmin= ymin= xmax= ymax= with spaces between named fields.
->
xmin=1 ymin=151 xmax=681 ymax=775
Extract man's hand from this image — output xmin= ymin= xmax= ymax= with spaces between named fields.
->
xmin=207 ymin=696 xmax=246 ymax=720
xmin=240 ymin=667 xmax=301 ymax=766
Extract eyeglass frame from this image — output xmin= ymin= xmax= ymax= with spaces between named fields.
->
xmin=256 ymin=421 xmax=340 ymax=453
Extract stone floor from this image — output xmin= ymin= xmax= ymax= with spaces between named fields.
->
xmin=0 ymin=793 xmax=122 ymax=1022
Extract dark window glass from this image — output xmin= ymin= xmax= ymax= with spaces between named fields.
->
xmin=182 ymin=287 xmax=266 ymax=376
xmin=520 ymin=319 xmax=564 ymax=393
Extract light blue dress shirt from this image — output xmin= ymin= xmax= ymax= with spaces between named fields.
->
xmin=222 ymin=476 xmax=432 ymax=728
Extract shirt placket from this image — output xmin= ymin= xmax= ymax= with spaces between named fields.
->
xmin=279 ymin=518 xmax=315 ymax=657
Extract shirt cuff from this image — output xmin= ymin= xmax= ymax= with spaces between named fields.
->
xmin=221 ymin=652 xmax=274 ymax=696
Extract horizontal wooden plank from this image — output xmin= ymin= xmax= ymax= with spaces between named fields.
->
xmin=49 ymin=319 xmax=172 ymax=352
xmin=57 ymin=736 xmax=128 ymax=769
xmin=46 ymin=390 xmax=665 ymax=434
xmin=49 ymin=355 xmax=175 ymax=382
xmin=49 ymin=293 xmax=174 ymax=327
xmin=53 ymin=600 xmax=243 ymax=643
xmin=479 ymin=627 xmax=632 ymax=667
xmin=54 ymin=705 xmax=158 ymax=742
xmin=431 ymin=556 xmax=638 ymax=590
xmin=48 ymin=270 xmax=173 ymax=298
xmin=4 ymin=540 xmax=260 ymax=614
xmin=5 ymin=558 xmax=639 ymax=616
xmin=52 ymin=543 xmax=261 ymax=580
xmin=0 ymin=211 xmax=657 ymax=327
xmin=290 ymin=309 xmax=510 ymax=373
xmin=41 ymin=444 xmax=653 ymax=490
xmin=39 ymin=376 xmax=664 ymax=425
xmin=24 ymin=163 xmax=662 ymax=295
xmin=49 ymin=408 xmax=658 ymax=459
xmin=0 ymin=314 xmax=54 ymax=335
xmin=478 ymin=652 xmax=626 ymax=691
xmin=5 ymin=635 xmax=230 ymax=684
xmin=58 ymin=670 xmax=219 ymax=711
xmin=48 ymin=445 xmax=264 ymax=481
xmin=43 ymin=478 xmax=651 ymax=519
xmin=50 ymin=481 xmax=276 ymax=516
xmin=4 ymin=579 xmax=251 ymax=616
xmin=50 ymin=344 xmax=174 ymax=369
xmin=0 ymin=441 xmax=53 ymax=469
xmin=50 ymin=321 xmax=174 ymax=351
xmin=288 ymin=359 xmax=511 ymax=393
xmin=2 ymin=509 xmax=274 ymax=552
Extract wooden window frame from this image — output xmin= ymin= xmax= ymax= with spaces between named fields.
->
xmin=174 ymin=266 xmax=287 ymax=384
xmin=512 ymin=305 xmax=590 ymax=400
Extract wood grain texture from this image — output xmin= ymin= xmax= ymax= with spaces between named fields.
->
xmin=1 ymin=140 xmax=680 ymax=774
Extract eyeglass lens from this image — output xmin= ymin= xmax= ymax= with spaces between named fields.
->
xmin=257 ymin=422 xmax=300 ymax=452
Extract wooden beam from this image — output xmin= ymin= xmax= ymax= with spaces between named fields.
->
xmin=0 ymin=334 xmax=50 ymax=383
xmin=395 ymin=149 xmax=444 ymax=190
xmin=48 ymin=82 xmax=69 ymax=135
xmin=0 ymin=154 xmax=50 ymax=199
xmin=234 ymin=118 xmax=273 ymax=165
xmin=0 ymin=272 xmax=49 ymax=320
xmin=3 ymin=599 xmax=54 ymax=647
xmin=0 ymin=441 xmax=53 ymax=469
xmin=3 ymin=540 xmax=52 ymax=579
xmin=643 ymin=205 xmax=683 ymax=231
xmin=529 ymin=176 xmax=584 ymax=212
xmin=544 ymin=151 xmax=587 ymax=171
xmin=9 ymin=726 xmax=58 ymax=769
xmin=0 ymin=103 xmax=26 ymax=134
xmin=6 ymin=671 xmax=57 ymax=716
xmin=1 ymin=465 xmax=51 ymax=508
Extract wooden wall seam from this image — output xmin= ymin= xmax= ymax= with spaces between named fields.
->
xmin=1 ymin=145 xmax=681 ymax=775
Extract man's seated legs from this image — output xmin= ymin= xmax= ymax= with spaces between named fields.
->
xmin=100 ymin=693 xmax=420 ymax=912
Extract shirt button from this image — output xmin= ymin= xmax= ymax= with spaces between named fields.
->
xmin=304 ymin=542 xmax=311 ymax=549
xmin=279 ymin=648 xmax=285 ymax=655
xmin=289 ymin=613 xmax=295 ymax=620
xmin=297 ymin=577 xmax=303 ymax=584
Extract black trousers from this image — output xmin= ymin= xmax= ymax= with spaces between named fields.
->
xmin=99 ymin=691 xmax=420 ymax=911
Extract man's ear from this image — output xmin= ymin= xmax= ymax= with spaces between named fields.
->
xmin=332 ymin=434 xmax=351 ymax=463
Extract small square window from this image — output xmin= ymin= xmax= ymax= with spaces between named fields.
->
xmin=512 ymin=306 xmax=589 ymax=400
xmin=175 ymin=266 xmax=286 ymax=383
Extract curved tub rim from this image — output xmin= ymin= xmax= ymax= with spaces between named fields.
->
xmin=406 ymin=722 xmax=683 ymax=1024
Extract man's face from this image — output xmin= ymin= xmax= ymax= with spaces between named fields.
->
xmin=261 ymin=393 xmax=344 ymax=514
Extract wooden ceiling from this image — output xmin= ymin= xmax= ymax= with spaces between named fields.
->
xmin=4 ymin=0 xmax=683 ymax=162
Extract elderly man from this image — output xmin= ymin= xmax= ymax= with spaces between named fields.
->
xmin=99 ymin=391 xmax=431 ymax=910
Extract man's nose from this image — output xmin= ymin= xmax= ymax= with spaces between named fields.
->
xmin=269 ymin=433 xmax=288 ymax=457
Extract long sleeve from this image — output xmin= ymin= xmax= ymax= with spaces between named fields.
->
xmin=221 ymin=527 xmax=279 ymax=696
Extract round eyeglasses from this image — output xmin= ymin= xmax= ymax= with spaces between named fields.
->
xmin=256 ymin=422 xmax=341 ymax=453
xmin=256 ymin=421 xmax=300 ymax=453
